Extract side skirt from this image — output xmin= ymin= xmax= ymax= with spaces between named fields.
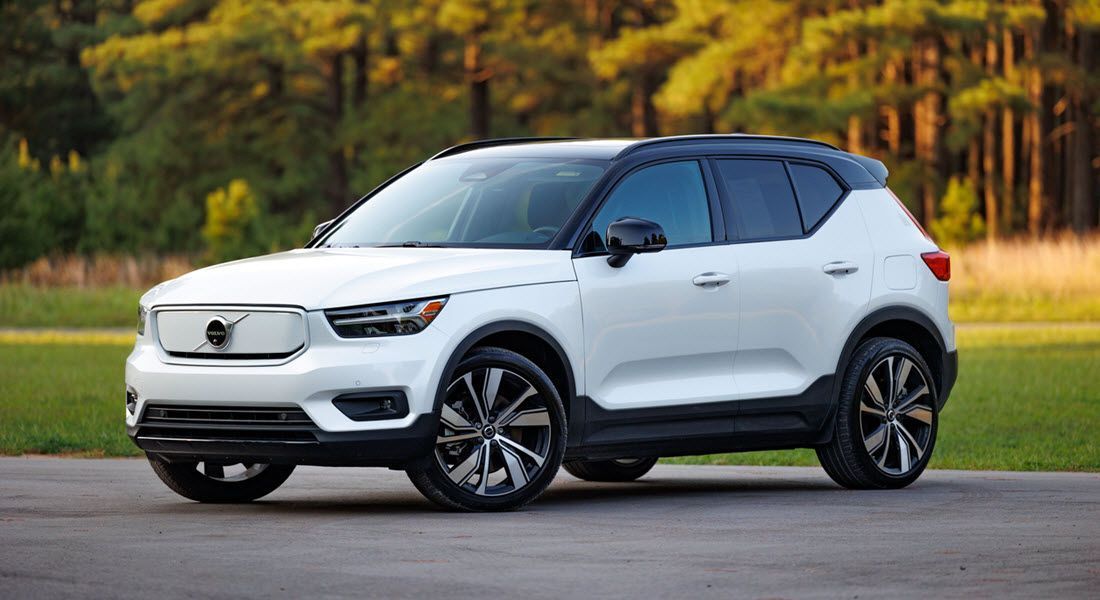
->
xmin=564 ymin=375 xmax=835 ymax=461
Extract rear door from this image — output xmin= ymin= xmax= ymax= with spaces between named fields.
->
xmin=573 ymin=160 xmax=739 ymax=411
xmin=711 ymin=158 xmax=873 ymax=400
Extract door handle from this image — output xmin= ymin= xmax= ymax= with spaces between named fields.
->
xmin=823 ymin=261 xmax=859 ymax=275
xmin=692 ymin=272 xmax=731 ymax=287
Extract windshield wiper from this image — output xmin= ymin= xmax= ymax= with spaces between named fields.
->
xmin=374 ymin=241 xmax=444 ymax=248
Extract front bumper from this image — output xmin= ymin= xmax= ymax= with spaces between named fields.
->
xmin=125 ymin=309 xmax=451 ymax=466
xmin=128 ymin=414 xmax=437 ymax=467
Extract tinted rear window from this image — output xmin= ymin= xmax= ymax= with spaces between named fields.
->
xmin=715 ymin=159 xmax=802 ymax=240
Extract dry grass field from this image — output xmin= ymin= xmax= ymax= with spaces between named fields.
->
xmin=2 ymin=236 xmax=1097 ymax=327
xmin=949 ymin=235 xmax=1100 ymax=322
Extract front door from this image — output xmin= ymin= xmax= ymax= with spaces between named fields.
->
xmin=573 ymin=160 xmax=739 ymax=411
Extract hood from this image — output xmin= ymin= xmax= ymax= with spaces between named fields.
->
xmin=144 ymin=248 xmax=577 ymax=310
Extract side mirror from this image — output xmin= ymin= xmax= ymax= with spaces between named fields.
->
xmin=312 ymin=220 xmax=334 ymax=241
xmin=606 ymin=217 xmax=667 ymax=268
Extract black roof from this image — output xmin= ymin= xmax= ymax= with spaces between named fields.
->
xmin=430 ymin=135 xmax=887 ymax=187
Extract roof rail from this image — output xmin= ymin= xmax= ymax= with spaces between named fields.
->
xmin=429 ymin=137 xmax=580 ymax=160
xmin=614 ymin=134 xmax=840 ymax=160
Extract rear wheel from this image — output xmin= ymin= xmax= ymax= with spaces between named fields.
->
xmin=563 ymin=457 xmax=658 ymax=482
xmin=817 ymin=337 xmax=938 ymax=489
xmin=407 ymin=347 xmax=566 ymax=511
xmin=147 ymin=458 xmax=295 ymax=503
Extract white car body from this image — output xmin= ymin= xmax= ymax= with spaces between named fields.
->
xmin=126 ymin=135 xmax=957 ymax=509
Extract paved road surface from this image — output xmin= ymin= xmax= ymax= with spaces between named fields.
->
xmin=1 ymin=458 xmax=1097 ymax=599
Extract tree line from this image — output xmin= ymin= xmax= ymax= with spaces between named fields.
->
xmin=1 ymin=0 xmax=1097 ymax=268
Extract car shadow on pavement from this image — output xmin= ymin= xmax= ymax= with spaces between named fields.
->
xmin=136 ymin=475 xmax=934 ymax=516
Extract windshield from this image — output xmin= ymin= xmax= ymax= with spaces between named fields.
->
xmin=320 ymin=157 xmax=609 ymax=248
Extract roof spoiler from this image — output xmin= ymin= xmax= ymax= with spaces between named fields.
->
xmin=849 ymin=154 xmax=889 ymax=186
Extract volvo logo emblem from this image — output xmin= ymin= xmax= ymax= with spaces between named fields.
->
xmin=205 ymin=318 xmax=230 ymax=349
xmin=192 ymin=313 xmax=248 ymax=352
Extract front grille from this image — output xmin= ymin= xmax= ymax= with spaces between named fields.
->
xmin=137 ymin=404 xmax=319 ymax=443
xmin=164 ymin=346 xmax=304 ymax=360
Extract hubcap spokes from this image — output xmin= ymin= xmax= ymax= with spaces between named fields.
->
xmin=197 ymin=462 xmax=267 ymax=482
xmin=859 ymin=355 xmax=934 ymax=476
xmin=435 ymin=367 xmax=552 ymax=497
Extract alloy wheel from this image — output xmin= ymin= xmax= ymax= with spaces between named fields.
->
xmin=195 ymin=462 xmax=268 ymax=482
xmin=435 ymin=367 xmax=553 ymax=497
xmin=858 ymin=354 xmax=935 ymax=476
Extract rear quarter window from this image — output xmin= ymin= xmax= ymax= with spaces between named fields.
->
xmin=789 ymin=163 xmax=844 ymax=231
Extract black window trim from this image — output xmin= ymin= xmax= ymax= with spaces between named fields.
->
xmin=707 ymin=154 xmax=851 ymax=245
xmin=572 ymin=157 xmax=727 ymax=259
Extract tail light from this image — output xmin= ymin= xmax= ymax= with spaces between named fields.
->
xmin=887 ymin=187 xmax=933 ymax=242
xmin=921 ymin=251 xmax=951 ymax=281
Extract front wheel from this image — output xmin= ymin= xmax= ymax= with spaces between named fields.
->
xmin=817 ymin=337 xmax=939 ymax=489
xmin=563 ymin=457 xmax=658 ymax=482
xmin=148 ymin=458 xmax=295 ymax=503
xmin=407 ymin=347 xmax=566 ymax=511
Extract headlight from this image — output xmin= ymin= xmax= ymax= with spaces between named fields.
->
xmin=137 ymin=305 xmax=148 ymax=336
xmin=325 ymin=297 xmax=447 ymax=338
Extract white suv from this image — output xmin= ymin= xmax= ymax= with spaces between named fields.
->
xmin=126 ymin=135 xmax=957 ymax=511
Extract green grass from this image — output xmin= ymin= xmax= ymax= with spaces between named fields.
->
xmin=0 ymin=325 xmax=1097 ymax=470
xmin=667 ymin=324 xmax=1100 ymax=471
xmin=950 ymin=292 xmax=1100 ymax=323
xmin=0 ymin=285 xmax=141 ymax=328
xmin=0 ymin=342 xmax=136 ymax=456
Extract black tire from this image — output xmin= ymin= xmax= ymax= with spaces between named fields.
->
xmin=407 ymin=346 xmax=567 ymax=512
xmin=563 ymin=457 xmax=658 ymax=482
xmin=817 ymin=337 xmax=939 ymax=489
xmin=148 ymin=458 xmax=295 ymax=503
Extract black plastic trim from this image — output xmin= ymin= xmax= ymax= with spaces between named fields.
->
xmin=165 ymin=345 xmax=304 ymax=360
xmin=130 ymin=413 xmax=437 ymax=467
xmin=332 ymin=390 xmax=410 ymax=422
xmin=565 ymin=376 xmax=835 ymax=461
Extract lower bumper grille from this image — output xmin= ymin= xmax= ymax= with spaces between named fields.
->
xmin=138 ymin=404 xmax=319 ymax=443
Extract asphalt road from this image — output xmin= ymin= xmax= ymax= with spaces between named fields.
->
xmin=1 ymin=458 xmax=1097 ymax=599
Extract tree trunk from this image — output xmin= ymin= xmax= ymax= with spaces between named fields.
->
xmin=983 ymin=113 xmax=998 ymax=240
xmin=325 ymin=54 xmax=349 ymax=215
xmin=846 ymin=37 xmax=863 ymax=155
xmin=351 ymin=35 xmax=368 ymax=109
xmin=915 ymin=39 xmax=941 ymax=225
xmin=1070 ymin=30 xmax=1095 ymax=232
xmin=1002 ymin=28 xmax=1016 ymax=232
xmin=1041 ymin=0 xmax=1061 ymax=231
xmin=465 ymin=33 xmax=490 ymax=139
xmin=968 ymin=138 xmax=980 ymax=191
xmin=882 ymin=59 xmax=901 ymax=155
xmin=983 ymin=35 xmax=998 ymax=240
xmin=1025 ymin=31 xmax=1045 ymax=237
xmin=631 ymin=71 xmax=659 ymax=137
xmin=847 ymin=116 xmax=863 ymax=155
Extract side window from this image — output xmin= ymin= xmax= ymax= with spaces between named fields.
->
xmin=789 ymin=163 xmax=844 ymax=231
xmin=715 ymin=159 xmax=801 ymax=240
xmin=589 ymin=161 xmax=712 ymax=249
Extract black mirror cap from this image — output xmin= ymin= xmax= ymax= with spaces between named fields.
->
xmin=606 ymin=217 xmax=667 ymax=267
